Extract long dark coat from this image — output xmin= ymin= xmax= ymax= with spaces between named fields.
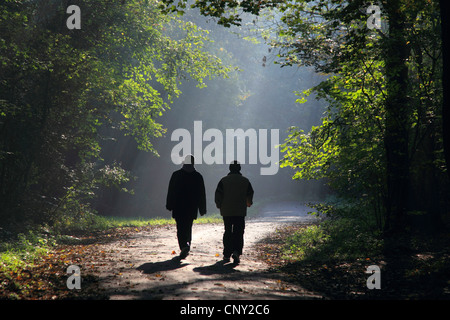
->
xmin=166 ymin=167 xmax=207 ymax=220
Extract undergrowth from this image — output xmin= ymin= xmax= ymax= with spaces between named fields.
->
xmin=261 ymin=197 xmax=450 ymax=299
xmin=0 ymin=231 xmax=54 ymax=275
xmin=281 ymin=197 xmax=384 ymax=263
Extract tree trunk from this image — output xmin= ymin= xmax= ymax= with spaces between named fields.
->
xmin=383 ymin=0 xmax=410 ymax=234
xmin=439 ymin=0 xmax=450 ymax=182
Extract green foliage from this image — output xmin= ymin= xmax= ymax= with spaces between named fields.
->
xmin=0 ymin=0 xmax=230 ymax=229
xmin=276 ymin=2 xmax=387 ymax=183
xmin=282 ymin=198 xmax=384 ymax=263
xmin=0 ymin=231 xmax=54 ymax=274
xmin=53 ymin=213 xmax=223 ymax=234
xmin=160 ymin=0 xmax=282 ymax=27
xmin=275 ymin=0 xmax=446 ymax=232
xmin=280 ymin=55 xmax=387 ymax=228
xmin=283 ymin=224 xmax=330 ymax=260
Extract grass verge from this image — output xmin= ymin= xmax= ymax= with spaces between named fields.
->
xmin=257 ymin=199 xmax=450 ymax=299
xmin=53 ymin=212 xmax=223 ymax=234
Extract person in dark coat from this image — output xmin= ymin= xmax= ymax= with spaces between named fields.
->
xmin=215 ymin=160 xmax=254 ymax=264
xmin=166 ymin=155 xmax=206 ymax=259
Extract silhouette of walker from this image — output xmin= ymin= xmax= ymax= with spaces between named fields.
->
xmin=166 ymin=155 xmax=206 ymax=259
xmin=215 ymin=160 xmax=254 ymax=264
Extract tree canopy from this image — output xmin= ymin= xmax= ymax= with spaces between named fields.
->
xmin=0 ymin=0 xmax=230 ymax=227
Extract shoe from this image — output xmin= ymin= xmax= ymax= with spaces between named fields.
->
xmin=232 ymin=251 xmax=240 ymax=264
xmin=223 ymin=256 xmax=230 ymax=263
xmin=180 ymin=246 xmax=190 ymax=259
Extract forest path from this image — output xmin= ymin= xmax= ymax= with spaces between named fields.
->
xmin=84 ymin=201 xmax=323 ymax=300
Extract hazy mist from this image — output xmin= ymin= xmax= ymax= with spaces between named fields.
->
xmin=95 ymin=10 xmax=328 ymax=218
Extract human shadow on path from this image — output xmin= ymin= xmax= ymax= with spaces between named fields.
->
xmin=137 ymin=256 xmax=188 ymax=274
xmin=193 ymin=259 xmax=239 ymax=275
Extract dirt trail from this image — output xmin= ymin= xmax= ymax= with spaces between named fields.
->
xmin=83 ymin=201 xmax=323 ymax=300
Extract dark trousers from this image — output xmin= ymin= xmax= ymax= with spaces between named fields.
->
xmin=175 ymin=216 xmax=194 ymax=250
xmin=223 ymin=216 xmax=245 ymax=257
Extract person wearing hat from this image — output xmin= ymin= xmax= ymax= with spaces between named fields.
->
xmin=166 ymin=155 xmax=207 ymax=259
xmin=215 ymin=160 xmax=254 ymax=264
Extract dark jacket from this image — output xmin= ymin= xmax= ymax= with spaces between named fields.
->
xmin=215 ymin=172 xmax=254 ymax=217
xmin=166 ymin=165 xmax=207 ymax=220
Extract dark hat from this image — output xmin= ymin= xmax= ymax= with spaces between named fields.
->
xmin=229 ymin=160 xmax=241 ymax=172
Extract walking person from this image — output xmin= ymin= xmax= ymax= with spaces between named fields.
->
xmin=166 ymin=155 xmax=206 ymax=259
xmin=215 ymin=160 xmax=254 ymax=264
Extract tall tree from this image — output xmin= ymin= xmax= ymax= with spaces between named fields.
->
xmin=439 ymin=0 xmax=450 ymax=182
xmin=0 ymin=0 xmax=229 ymax=227
xmin=382 ymin=1 xmax=410 ymax=233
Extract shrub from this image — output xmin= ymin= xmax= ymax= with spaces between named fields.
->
xmin=282 ymin=198 xmax=384 ymax=263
